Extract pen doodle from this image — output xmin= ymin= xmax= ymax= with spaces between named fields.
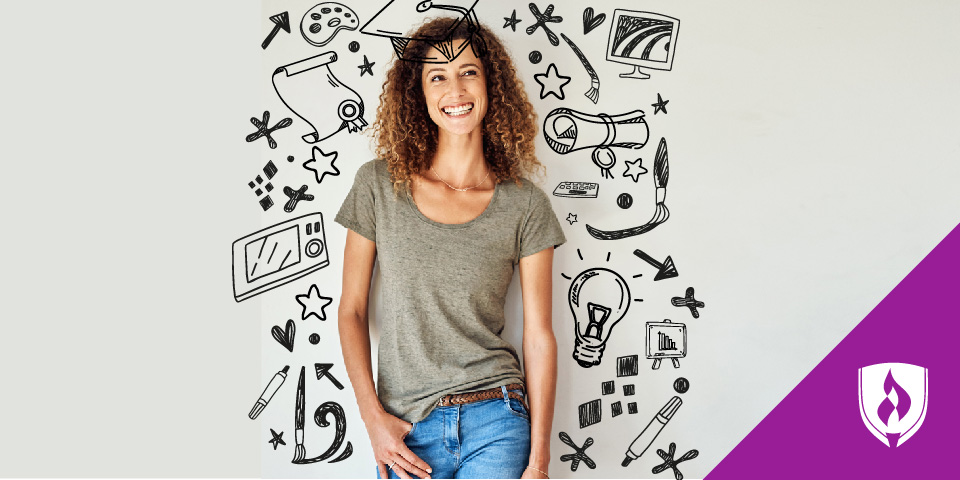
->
xmin=652 ymin=442 xmax=699 ymax=480
xmin=612 ymin=401 xmax=623 ymax=417
xmin=602 ymin=380 xmax=615 ymax=395
xmin=652 ymin=93 xmax=669 ymax=114
xmin=503 ymin=9 xmax=522 ymax=32
xmin=617 ymin=193 xmax=633 ymax=209
xmin=671 ymin=287 xmax=704 ymax=318
xmin=617 ymin=355 xmax=639 ymax=377
xmin=578 ymin=399 xmax=601 ymax=428
xmin=249 ymin=365 xmax=290 ymax=419
xmin=308 ymin=333 xmax=321 ymax=345
xmin=533 ymin=63 xmax=571 ymax=100
xmin=269 ymin=429 xmax=286 ymax=450
xmin=303 ymin=147 xmax=340 ymax=184
xmin=529 ymin=51 xmax=542 ymax=64
xmin=559 ymin=432 xmax=597 ymax=471
xmin=646 ymin=319 xmax=686 ymax=370
xmin=262 ymin=12 xmax=291 ymax=50
xmin=271 ymin=320 xmax=296 ymax=353
xmin=673 ymin=377 xmax=690 ymax=394
xmin=543 ymin=108 xmax=649 ymax=179
xmin=526 ymin=3 xmax=562 ymax=46
xmin=296 ymin=284 xmax=334 ymax=321
xmin=360 ymin=0 xmax=486 ymax=63
xmin=283 ymin=185 xmax=314 ymax=213
xmin=248 ymin=160 xmax=278 ymax=211
xmin=605 ymin=10 xmax=680 ymax=80
xmin=582 ymin=7 xmax=606 ymax=34
xmin=586 ymin=137 xmax=670 ymax=239
xmin=622 ymin=396 xmax=682 ymax=466
xmin=633 ymin=248 xmax=679 ymax=281
xmin=292 ymin=367 xmax=353 ymax=464
xmin=357 ymin=55 xmax=375 ymax=76
xmin=300 ymin=2 xmax=359 ymax=47
xmin=314 ymin=363 xmax=346 ymax=390
xmin=246 ymin=111 xmax=292 ymax=150
xmin=623 ymin=384 xmax=635 ymax=396
xmin=628 ymin=402 xmax=638 ymax=414
xmin=560 ymin=33 xmax=600 ymax=103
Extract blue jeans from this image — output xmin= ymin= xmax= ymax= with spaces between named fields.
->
xmin=378 ymin=386 xmax=531 ymax=479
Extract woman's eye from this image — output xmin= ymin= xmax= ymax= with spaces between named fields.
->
xmin=462 ymin=70 xmax=478 ymax=77
xmin=430 ymin=74 xmax=445 ymax=82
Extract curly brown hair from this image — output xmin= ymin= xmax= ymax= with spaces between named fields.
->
xmin=369 ymin=17 xmax=542 ymax=192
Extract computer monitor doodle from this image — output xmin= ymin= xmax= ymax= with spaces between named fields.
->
xmin=606 ymin=10 xmax=680 ymax=79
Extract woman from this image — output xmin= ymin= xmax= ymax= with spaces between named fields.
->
xmin=335 ymin=17 xmax=564 ymax=479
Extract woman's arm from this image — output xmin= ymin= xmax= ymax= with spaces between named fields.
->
xmin=518 ymin=247 xmax=558 ymax=479
xmin=338 ymin=229 xmax=431 ymax=479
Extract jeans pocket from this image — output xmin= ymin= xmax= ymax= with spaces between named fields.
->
xmin=505 ymin=396 xmax=530 ymax=420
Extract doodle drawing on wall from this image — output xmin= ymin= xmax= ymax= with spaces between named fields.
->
xmin=653 ymin=442 xmax=699 ymax=480
xmin=268 ymin=429 xmax=287 ymax=450
xmin=582 ymin=7 xmax=606 ymax=34
xmin=526 ymin=3 xmax=563 ymax=46
xmin=232 ymin=213 xmax=329 ymax=302
xmin=560 ymin=33 xmax=600 ymax=103
xmin=360 ymin=0 xmax=486 ymax=63
xmin=646 ymin=319 xmax=686 ymax=369
xmin=249 ymin=365 xmax=290 ymax=420
xmin=273 ymin=52 xmax=367 ymax=144
xmin=303 ymin=147 xmax=340 ymax=184
xmin=568 ymin=268 xmax=632 ymax=367
xmin=301 ymin=3 xmax=360 ymax=47
xmin=533 ymin=63 xmax=571 ymax=100
xmin=262 ymin=12 xmax=291 ymax=50
xmin=606 ymin=10 xmax=679 ymax=79
xmin=272 ymin=319 xmax=297 ymax=353
xmin=553 ymin=181 xmax=599 ymax=199
xmin=671 ymin=287 xmax=704 ymax=318
xmin=543 ymin=108 xmax=649 ymax=179
xmin=622 ymin=396 xmax=682 ymax=466
xmin=283 ymin=185 xmax=315 ymax=213
xmin=292 ymin=367 xmax=353 ymax=464
xmin=246 ymin=111 xmax=292 ymax=150
xmin=296 ymin=284 xmax=334 ymax=321
xmin=633 ymin=248 xmax=679 ymax=281
xmin=248 ymin=160 xmax=279 ymax=211
xmin=559 ymin=432 xmax=597 ymax=471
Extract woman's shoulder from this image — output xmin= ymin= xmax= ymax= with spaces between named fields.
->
xmin=498 ymin=177 xmax=550 ymax=203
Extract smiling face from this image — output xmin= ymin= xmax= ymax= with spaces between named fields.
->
xmin=420 ymin=46 xmax=488 ymax=138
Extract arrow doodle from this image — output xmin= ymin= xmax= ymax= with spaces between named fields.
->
xmin=262 ymin=12 xmax=291 ymax=49
xmin=632 ymin=249 xmax=679 ymax=281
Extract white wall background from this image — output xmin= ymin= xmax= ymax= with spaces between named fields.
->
xmin=1 ymin=0 xmax=958 ymax=478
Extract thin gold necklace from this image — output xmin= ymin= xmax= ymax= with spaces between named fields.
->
xmin=430 ymin=167 xmax=491 ymax=192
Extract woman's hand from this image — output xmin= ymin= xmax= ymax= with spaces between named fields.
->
xmin=521 ymin=465 xmax=549 ymax=479
xmin=365 ymin=410 xmax=432 ymax=479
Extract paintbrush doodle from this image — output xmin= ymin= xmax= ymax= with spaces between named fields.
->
xmin=292 ymin=367 xmax=353 ymax=464
xmin=526 ymin=3 xmax=563 ymax=46
xmin=301 ymin=3 xmax=359 ymax=47
xmin=533 ymin=63 xmax=571 ymax=100
xmin=671 ymin=287 xmax=704 ymax=318
xmin=262 ymin=12 xmax=291 ymax=49
xmin=652 ymin=93 xmax=669 ymax=114
xmin=246 ymin=111 xmax=292 ymax=149
xmin=582 ymin=8 xmax=606 ymax=34
xmin=559 ymin=432 xmax=597 ymax=471
xmin=296 ymin=284 xmax=334 ymax=321
xmin=503 ymin=9 xmax=522 ymax=32
xmin=543 ymin=108 xmax=649 ymax=179
xmin=560 ymin=33 xmax=600 ymax=104
xmin=271 ymin=320 xmax=296 ymax=353
xmin=652 ymin=442 xmax=699 ymax=480
xmin=606 ymin=10 xmax=680 ymax=80
xmin=586 ymin=137 xmax=669 ymax=239
xmin=283 ymin=185 xmax=314 ymax=213
xmin=269 ymin=429 xmax=287 ymax=450
xmin=360 ymin=0 xmax=486 ymax=63
xmin=303 ymin=147 xmax=340 ymax=184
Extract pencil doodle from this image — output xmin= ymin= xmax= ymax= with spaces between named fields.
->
xmin=673 ymin=377 xmax=689 ymax=394
xmin=652 ymin=93 xmax=669 ymax=114
xmin=283 ymin=185 xmax=314 ymax=213
xmin=357 ymin=55 xmax=375 ymax=76
xmin=262 ymin=12 xmax=291 ymax=50
xmin=582 ymin=7 xmax=606 ymax=35
xmin=292 ymin=367 xmax=353 ymax=464
xmin=248 ymin=160 xmax=279 ymax=211
xmin=602 ymin=380 xmax=615 ymax=395
xmin=301 ymin=2 xmax=359 ymax=47
xmin=617 ymin=355 xmax=639 ymax=377
xmin=578 ymin=399 xmax=601 ymax=428
xmin=560 ymin=33 xmax=600 ymax=104
xmin=533 ymin=63 xmax=571 ymax=100
xmin=526 ymin=3 xmax=562 ymax=46
xmin=249 ymin=365 xmax=290 ymax=419
xmin=232 ymin=213 xmax=330 ymax=302
xmin=622 ymin=157 xmax=647 ymax=182
xmin=269 ymin=429 xmax=287 ymax=450
xmin=543 ymin=108 xmax=649 ymax=179
xmin=553 ymin=181 xmax=598 ymax=199
xmin=246 ymin=111 xmax=292 ymax=150
xmin=568 ymin=268 xmax=632 ymax=368
xmin=606 ymin=10 xmax=680 ymax=80
xmin=566 ymin=213 xmax=578 ymax=225
xmin=671 ymin=287 xmax=704 ymax=318
xmin=617 ymin=193 xmax=633 ymax=209
xmin=308 ymin=333 xmax=321 ymax=345
xmin=314 ymin=363 xmax=346 ymax=390
xmin=612 ymin=401 xmax=624 ymax=417
xmin=633 ymin=248 xmax=679 ymax=281
xmin=623 ymin=384 xmax=635 ymax=396
xmin=529 ymin=50 xmax=542 ymax=64
xmin=622 ymin=396 xmax=682 ymax=466
xmin=348 ymin=40 xmax=360 ymax=53
xmin=652 ymin=442 xmax=699 ymax=480
xmin=646 ymin=320 xmax=686 ymax=369
xmin=272 ymin=320 xmax=296 ymax=353
xmin=360 ymin=0 xmax=486 ymax=63
xmin=303 ymin=147 xmax=340 ymax=184
xmin=272 ymin=52 xmax=367 ymax=144
xmin=503 ymin=9 xmax=522 ymax=32
xmin=559 ymin=432 xmax=597 ymax=471
xmin=296 ymin=284 xmax=334 ymax=321
xmin=586 ymin=137 xmax=670 ymax=239
xmin=628 ymin=402 xmax=638 ymax=414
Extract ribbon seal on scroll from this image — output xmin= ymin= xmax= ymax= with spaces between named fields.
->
xmin=543 ymin=108 xmax=649 ymax=179
xmin=272 ymin=51 xmax=368 ymax=144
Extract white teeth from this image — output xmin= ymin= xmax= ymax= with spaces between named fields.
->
xmin=442 ymin=103 xmax=473 ymax=116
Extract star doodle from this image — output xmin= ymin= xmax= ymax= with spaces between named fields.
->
xmin=296 ymin=284 xmax=334 ymax=321
xmin=623 ymin=157 xmax=648 ymax=182
xmin=245 ymin=111 xmax=292 ymax=149
xmin=652 ymin=93 xmax=669 ymax=115
xmin=652 ymin=442 xmax=699 ymax=480
xmin=559 ymin=432 xmax=596 ymax=472
xmin=503 ymin=9 xmax=522 ymax=31
xmin=268 ymin=429 xmax=286 ymax=450
xmin=534 ymin=63 xmax=571 ymax=100
xmin=526 ymin=3 xmax=563 ymax=46
xmin=358 ymin=55 xmax=375 ymax=76
xmin=303 ymin=146 xmax=340 ymax=184
xmin=566 ymin=213 xmax=578 ymax=225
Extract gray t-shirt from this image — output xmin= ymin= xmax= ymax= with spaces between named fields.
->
xmin=335 ymin=159 xmax=566 ymax=423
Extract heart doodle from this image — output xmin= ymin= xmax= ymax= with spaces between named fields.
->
xmin=271 ymin=319 xmax=296 ymax=352
xmin=582 ymin=8 xmax=606 ymax=35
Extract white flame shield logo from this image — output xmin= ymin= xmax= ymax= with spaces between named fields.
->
xmin=858 ymin=363 xmax=928 ymax=447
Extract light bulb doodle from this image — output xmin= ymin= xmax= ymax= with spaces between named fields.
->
xmin=568 ymin=267 xmax=632 ymax=368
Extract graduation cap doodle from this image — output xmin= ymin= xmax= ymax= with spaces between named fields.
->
xmin=360 ymin=0 xmax=486 ymax=63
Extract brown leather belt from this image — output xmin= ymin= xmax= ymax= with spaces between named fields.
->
xmin=437 ymin=383 xmax=528 ymax=410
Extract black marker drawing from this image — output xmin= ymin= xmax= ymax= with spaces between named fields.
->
xmin=671 ymin=287 xmax=704 ymax=318
xmin=330 ymin=441 xmax=354 ymax=463
xmin=526 ymin=3 xmax=562 ymax=46
xmin=357 ymin=55 xmax=375 ymax=76
xmin=292 ymin=367 xmax=353 ymax=464
xmin=554 ymin=181 xmax=598 ymax=199
xmin=560 ymin=33 xmax=600 ymax=104
xmin=559 ymin=432 xmax=597 ymax=471
xmin=582 ymin=7 xmax=606 ymax=35
xmin=250 ymin=365 xmax=290 ymax=419
xmin=262 ymin=12 xmax=291 ymax=50
xmin=602 ymin=380 xmax=615 ymax=395
xmin=533 ymin=63 xmax=571 ymax=100
xmin=652 ymin=443 xmax=699 ymax=480
xmin=605 ymin=10 xmax=680 ymax=80
xmin=622 ymin=396 xmax=682 ymax=466
xmin=586 ymin=137 xmax=670 ymax=239
xmin=246 ymin=111 xmax=292 ymax=150
xmin=617 ymin=355 xmax=639 ymax=377
xmin=283 ymin=185 xmax=314 ymax=213
xmin=303 ymin=146 xmax=340 ymax=184
xmin=272 ymin=320 xmax=296 ymax=353
xmin=543 ymin=108 xmax=649 ymax=179
xmin=617 ymin=193 xmax=633 ymax=209
xmin=348 ymin=41 xmax=360 ymax=52
xmin=566 ymin=213 xmax=578 ymax=225
xmin=612 ymin=401 xmax=623 ymax=417
xmin=578 ymin=399 xmax=601 ymax=428
xmin=529 ymin=50 xmax=542 ymax=64
xmin=249 ymin=160 xmax=279 ymax=211
xmin=287 ymin=155 xmax=295 ymax=162
xmin=623 ymin=384 xmax=635 ymax=396
xmin=652 ymin=93 xmax=669 ymax=114
xmin=628 ymin=402 xmax=638 ymax=414
xmin=646 ymin=320 xmax=686 ymax=369
xmin=568 ymin=268 xmax=631 ymax=368
xmin=309 ymin=333 xmax=321 ymax=345
xmin=633 ymin=248 xmax=679 ymax=281
xmin=623 ymin=157 xmax=647 ymax=182
xmin=301 ymin=3 xmax=359 ymax=47
xmin=503 ymin=9 xmax=522 ymax=32
xmin=273 ymin=52 xmax=367 ymax=144
xmin=269 ymin=428 xmax=287 ymax=450
xmin=360 ymin=0 xmax=486 ymax=63
xmin=673 ymin=377 xmax=689 ymax=394
xmin=232 ymin=213 xmax=330 ymax=302
xmin=314 ymin=363 xmax=346 ymax=390
xmin=296 ymin=284 xmax=334 ymax=321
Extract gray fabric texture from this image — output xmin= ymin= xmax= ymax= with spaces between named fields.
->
xmin=335 ymin=159 xmax=566 ymax=423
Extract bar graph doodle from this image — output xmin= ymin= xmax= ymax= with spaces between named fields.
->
xmin=301 ymin=2 xmax=359 ymax=47
xmin=646 ymin=320 xmax=686 ymax=369
xmin=246 ymin=111 xmax=292 ymax=150
xmin=526 ymin=3 xmax=563 ymax=46
xmin=543 ymin=108 xmax=649 ymax=179
xmin=652 ymin=442 xmax=699 ymax=480
xmin=582 ymin=7 xmax=606 ymax=35
xmin=671 ymin=287 xmax=704 ymax=318
xmin=560 ymin=33 xmax=600 ymax=104
xmin=271 ymin=319 xmax=296 ymax=353
xmin=559 ymin=432 xmax=597 ymax=471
